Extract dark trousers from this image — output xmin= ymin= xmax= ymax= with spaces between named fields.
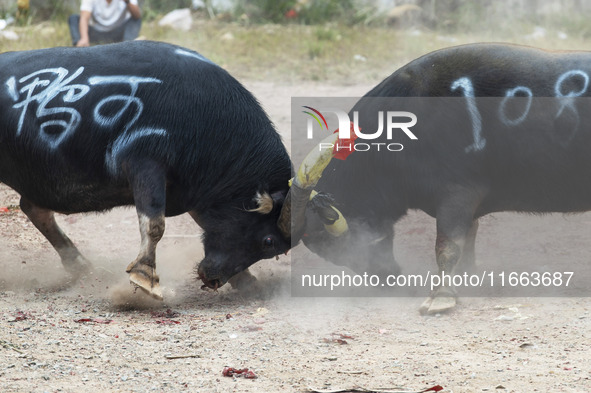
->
xmin=68 ymin=14 xmax=142 ymax=46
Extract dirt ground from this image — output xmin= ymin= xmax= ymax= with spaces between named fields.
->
xmin=1 ymin=80 xmax=590 ymax=393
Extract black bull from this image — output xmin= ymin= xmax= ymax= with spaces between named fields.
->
xmin=288 ymin=43 xmax=591 ymax=314
xmin=0 ymin=40 xmax=293 ymax=299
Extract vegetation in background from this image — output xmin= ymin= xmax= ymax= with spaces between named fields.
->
xmin=2 ymin=1 xmax=591 ymax=85
xmin=233 ymin=0 xmax=296 ymax=24
xmin=232 ymin=0 xmax=361 ymax=25
xmin=296 ymin=0 xmax=360 ymax=25
xmin=4 ymin=0 xmax=591 ymax=31
xmin=3 ymin=18 xmax=591 ymax=86
xmin=144 ymin=0 xmax=192 ymax=12
xmin=142 ymin=0 xmax=192 ymax=21
xmin=1 ymin=0 xmax=193 ymax=22
xmin=33 ymin=0 xmax=72 ymax=20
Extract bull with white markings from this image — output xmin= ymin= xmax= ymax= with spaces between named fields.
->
xmin=279 ymin=43 xmax=591 ymax=313
xmin=0 ymin=40 xmax=292 ymax=299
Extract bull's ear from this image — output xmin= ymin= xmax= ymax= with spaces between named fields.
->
xmin=249 ymin=191 xmax=274 ymax=214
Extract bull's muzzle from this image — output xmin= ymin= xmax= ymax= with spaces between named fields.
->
xmin=197 ymin=255 xmax=236 ymax=290
xmin=197 ymin=266 xmax=226 ymax=290
xmin=277 ymin=133 xmax=349 ymax=241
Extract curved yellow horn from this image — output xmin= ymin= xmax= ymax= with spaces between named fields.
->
xmin=309 ymin=190 xmax=348 ymax=236
xmin=278 ymin=133 xmax=350 ymax=240
xmin=294 ymin=133 xmax=339 ymax=188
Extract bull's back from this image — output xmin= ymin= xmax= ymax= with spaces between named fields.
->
xmin=0 ymin=41 xmax=287 ymax=214
xmin=334 ymin=44 xmax=591 ymax=217
xmin=368 ymin=43 xmax=591 ymax=97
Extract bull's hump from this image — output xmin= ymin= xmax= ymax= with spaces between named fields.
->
xmin=174 ymin=47 xmax=215 ymax=65
xmin=131 ymin=40 xmax=218 ymax=68
xmin=369 ymin=43 xmax=591 ymax=98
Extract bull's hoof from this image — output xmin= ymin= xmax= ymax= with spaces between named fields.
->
xmin=128 ymin=265 xmax=163 ymax=301
xmin=64 ymin=255 xmax=93 ymax=281
xmin=419 ymin=287 xmax=457 ymax=315
xmin=418 ymin=297 xmax=433 ymax=314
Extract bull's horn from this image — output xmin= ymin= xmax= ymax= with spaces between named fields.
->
xmin=308 ymin=190 xmax=348 ymax=236
xmin=276 ymin=180 xmax=311 ymax=241
xmin=294 ymin=134 xmax=339 ymax=188
xmin=277 ymin=133 xmax=349 ymax=240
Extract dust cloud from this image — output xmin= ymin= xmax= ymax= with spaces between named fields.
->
xmin=0 ymin=195 xmax=208 ymax=309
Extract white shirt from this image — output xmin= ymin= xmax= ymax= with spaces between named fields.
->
xmin=80 ymin=0 xmax=139 ymax=32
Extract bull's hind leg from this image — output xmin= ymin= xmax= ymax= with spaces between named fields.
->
xmin=124 ymin=160 xmax=166 ymax=300
xmin=19 ymin=197 xmax=92 ymax=280
xmin=419 ymin=190 xmax=481 ymax=315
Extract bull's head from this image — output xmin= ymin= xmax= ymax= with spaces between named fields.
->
xmin=276 ymin=133 xmax=349 ymax=250
xmin=197 ymin=189 xmax=291 ymax=289
xmin=198 ymin=134 xmax=351 ymax=290
xmin=276 ymin=133 xmax=400 ymax=278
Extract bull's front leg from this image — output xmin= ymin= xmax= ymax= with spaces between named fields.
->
xmin=419 ymin=232 xmax=464 ymax=314
xmin=124 ymin=160 xmax=166 ymax=300
xmin=419 ymin=191 xmax=480 ymax=315
xmin=20 ymin=197 xmax=92 ymax=281
xmin=458 ymin=219 xmax=479 ymax=273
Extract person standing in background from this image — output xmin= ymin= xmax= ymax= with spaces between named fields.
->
xmin=69 ymin=0 xmax=142 ymax=47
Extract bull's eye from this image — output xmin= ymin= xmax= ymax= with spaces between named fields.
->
xmin=262 ymin=236 xmax=275 ymax=250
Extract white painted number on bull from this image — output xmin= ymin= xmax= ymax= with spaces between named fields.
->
xmin=453 ymin=69 xmax=591 ymax=152
xmin=105 ymin=127 xmax=168 ymax=174
xmin=451 ymin=77 xmax=485 ymax=153
xmin=9 ymin=67 xmax=90 ymax=149
xmin=555 ymin=70 xmax=589 ymax=99
xmin=553 ymin=70 xmax=588 ymax=145
xmin=554 ymin=69 xmax=588 ymax=120
xmin=89 ymin=76 xmax=161 ymax=131
xmin=87 ymin=76 xmax=166 ymax=174
xmin=7 ymin=68 xmax=166 ymax=157
xmin=5 ymin=76 xmax=19 ymax=101
xmin=499 ymin=86 xmax=533 ymax=126
xmin=175 ymin=48 xmax=214 ymax=64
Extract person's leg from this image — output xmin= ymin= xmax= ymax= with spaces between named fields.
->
xmin=122 ymin=17 xmax=142 ymax=41
xmin=88 ymin=25 xmax=121 ymax=44
xmin=68 ymin=14 xmax=81 ymax=46
xmin=87 ymin=18 xmax=142 ymax=45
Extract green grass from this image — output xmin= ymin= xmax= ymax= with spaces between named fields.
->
xmin=3 ymin=18 xmax=591 ymax=85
